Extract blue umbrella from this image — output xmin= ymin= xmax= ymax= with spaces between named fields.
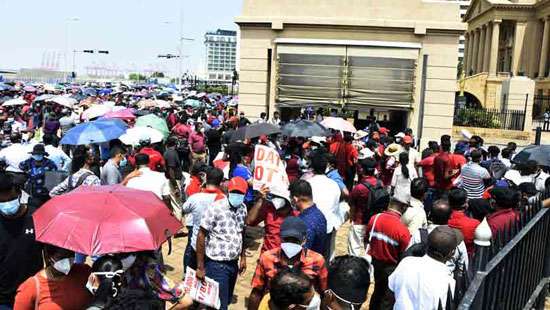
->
xmin=60 ymin=119 xmax=127 ymax=145
xmin=83 ymin=88 xmax=97 ymax=97
xmin=98 ymin=88 xmax=112 ymax=96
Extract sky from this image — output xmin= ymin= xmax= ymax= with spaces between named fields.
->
xmin=0 ymin=0 xmax=242 ymax=77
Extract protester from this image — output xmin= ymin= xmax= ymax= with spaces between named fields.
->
xmin=184 ymin=162 xmax=207 ymax=198
xmin=0 ymin=172 xmax=43 ymax=308
xmin=85 ymin=256 xmax=125 ymax=309
xmin=389 ymin=226 xmax=458 ymax=309
xmin=14 ymin=244 xmax=92 ymax=309
xmin=322 ymin=255 xmax=371 ymax=310
xmin=259 ymin=270 xmax=315 ymax=310
xmin=447 ymin=188 xmax=480 ymax=255
xmin=100 ymin=146 xmax=126 ymax=185
xmin=366 ymin=199 xmax=411 ymax=310
xmin=391 ymin=152 xmax=418 ymax=204
xmin=189 ymin=121 xmax=207 ymax=166
xmin=433 ymin=136 xmax=456 ymax=196
xmin=50 ymin=145 xmax=101 ymax=196
xmin=196 ymin=176 xmax=248 ymax=310
xmin=248 ymin=217 xmax=327 ymax=310
xmin=460 ymin=150 xmax=491 ymax=199
xmin=487 ymin=188 xmax=520 ymax=236
xmin=42 ymin=134 xmax=71 ymax=171
xmin=125 ymin=153 xmax=171 ymax=210
xmin=401 ymin=178 xmax=428 ymax=234
xmin=19 ymin=144 xmax=57 ymax=205
xmin=133 ymin=138 xmax=165 ymax=172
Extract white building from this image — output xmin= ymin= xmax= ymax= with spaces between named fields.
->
xmin=204 ymin=29 xmax=237 ymax=84
xmin=457 ymin=1 xmax=471 ymax=62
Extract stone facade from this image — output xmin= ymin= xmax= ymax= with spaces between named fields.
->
xmin=236 ymin=0 xmax=465 ymax=147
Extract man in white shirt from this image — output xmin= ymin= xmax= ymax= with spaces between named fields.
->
xmin=0 ymin=133 xmax=30 ymax=173
xmin=389 ymin=225 xmax=458 ymax=310
xmin=401 ymin=135 xmax=420 ymax=165
xmin=401 ymin=178 xmax=427 ymax=234
xmin=305 ymin=150 xmax=341 ymax=261
xmin=125 ymin=153 xmax=171 ymax=210
xmin=42 ymin=134 xmax=71 ymax=171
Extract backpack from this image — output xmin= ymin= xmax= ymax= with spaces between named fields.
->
xmin=401 ymin=228 xmax=429 ymax=259
xmin=362 ymin=180 xmax=390 ymax=223
xmin=489 ymin=159 xmax=508 ymax=180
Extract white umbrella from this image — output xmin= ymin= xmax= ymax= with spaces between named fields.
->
xmin=2 ymin=98 xmax=27 ymax=107
xmin=34 ymin=94 xmax=55 ymax=102
xmin=119 ymin=126 xmax=164 ymax=146
xmin=154 ymin=99 xmax=171 ymax=109
xmin=49 ymin=96 xmax=77 ymax=108
xmin=321 ymin=116 xmax=357 ymax=133
xmin=82 ymin=104 xmax=113 ymax=120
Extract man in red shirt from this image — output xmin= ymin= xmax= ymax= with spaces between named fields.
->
xmin=418 ymin=152 xmax=436 ymax=187
xmin=128 ymin=138 xmax=166 ymax=171
xmin=189 ymin=122 xmax=207 ymax=166
xmin=487 ymin=188 xmax=519 ymax=236
xmin=246 ymin=186 xmax=299 ymax=253
xmin=448 ymin=188 xmax=480 ymax=255
xmin=348 ymin=158 xmax=379 ymax=257
xmin=433 ymin=137 xmax=458 ymax=194
xmin=366 ymin=199 xmax=411 ymax=310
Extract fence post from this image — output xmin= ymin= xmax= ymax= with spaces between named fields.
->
xmin=535 ymin=127 xmax=542 ymax=145
xmin=469 ymin=218 xmax=492 ymax=309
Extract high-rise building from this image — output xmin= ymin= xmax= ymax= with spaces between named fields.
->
xmin=204 ymin=29 xmax=237 ymax=84
xmin=457 ymin=1 xmax=471 ymax=63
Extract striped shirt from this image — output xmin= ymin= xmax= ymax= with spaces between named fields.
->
xmin=460 ymin=162 xmax=490 ymax=199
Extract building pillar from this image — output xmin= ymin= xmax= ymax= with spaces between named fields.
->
xmin=489 ymin=20 xmax=501 ymax=76
xmin=477 ymin=25 xmax=486 ymax=73
xmin=472 ymin=28 xmax=480 ymax=74
xmin=512 ymin=21 xmax=527 ymax=76
xmin=539 ymin=17 xmax=550 ymax=78
xmin=464 ymin=32 xmax=470 ymax=75
xmin=483 ymin=24 xmax=492 ymax=72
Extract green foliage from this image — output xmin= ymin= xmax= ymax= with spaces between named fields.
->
xmin=129 ymin=73 xmax=147 ymax=81
xmin=151 ymin=72 xmax=165 ymax=78
xmin=195 ymin=84 xmax=229 ymax=95
xmin=454 ymin=108 xmax=501 ymax=129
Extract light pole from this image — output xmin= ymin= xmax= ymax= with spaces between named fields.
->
xmin=64 ymin=17 xmax=80 ymax=82
xmin=178 ymin=37 xmax=194 ymax=86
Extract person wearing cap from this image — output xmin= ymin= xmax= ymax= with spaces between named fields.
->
xmin=195 ymin=176 xmax=248 ymax=310
xmin=131 ymin=138 xmax=165 ymax=172
xmin=407 ymin=199 xmax=468 ymax=274
xmin=19 ymin=144 xmax=57 ymax=205
xmin=246 ymin=185 xmax=299 ymax=254
xmin=322 ymin=255 xmax=370 ymax=310
xmin=248 ymin=216 xmax=327 ymax=310
xmin=400 ymin=134 xmax=420 ymax=166
xmin=389 ymin=225 xmax=458 ymax=310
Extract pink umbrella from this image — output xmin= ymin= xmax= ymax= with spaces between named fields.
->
xmin=103 ymin=108 xmax=136 ymax=121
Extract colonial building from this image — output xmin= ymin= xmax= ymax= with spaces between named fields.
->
xmin=236 ymin=0 xmax=465 ymax=146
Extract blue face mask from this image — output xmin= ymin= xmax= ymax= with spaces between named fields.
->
xmin=0 ymin=197 xmax=21 ymax=216
xmin=228 ymin=193 xmax=245 ymax=208
xmin=119 ymin=157 xmax=128 ymax=167
xmin=32 ymin=154 xmax=44 ymax=161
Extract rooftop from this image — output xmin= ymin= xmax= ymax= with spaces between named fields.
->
xmin=205 ymin=29 xmax=237 ymax=36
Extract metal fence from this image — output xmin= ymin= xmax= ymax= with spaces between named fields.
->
xmin=441 ymin=193 xmax=550 ymax=310
xmin=534 ymin=95 xmax=550 ymax=120
xmin=453 ymin=107 xmax=526 ymax=131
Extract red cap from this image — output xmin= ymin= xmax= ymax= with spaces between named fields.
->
xmin=227 ymin=176 xmax=248 ymax=194
xmin=379 ymin=127 xmax=389 ymax=135
xmin=402 ymin=135 xmax=413 ymax=144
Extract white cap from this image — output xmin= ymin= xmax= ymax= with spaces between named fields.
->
xmin=395 ymin=132 xmax=405 ymax=138
xmin=358 ymin=148 xmax=375 ymax=160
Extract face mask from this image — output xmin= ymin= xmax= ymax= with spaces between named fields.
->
xmin=52 ymin=257 xmax=74 ymax=275
xmin=306 ymin=293 xmax=321 ymax=310
xmin=32 ymin=154 xmax=44 ymax=161
xmin=228 ymin=193 xmax=245 ymax=208
xmin=271 ymin=197 xmax=287 ymax=210
xmin=121 ymin=255 xmax=136 ymax=271
xmin=86 ymin=276 xmax=98 ymax=295
xmin=0 ymin=196 xmax=21 ymax=216
xmin=281 ymin=242 xmax=302 ymax=258
xmin=119 ymin=157 xmax=127 ymax=167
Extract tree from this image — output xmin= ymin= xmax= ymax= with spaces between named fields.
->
xmin=151 ymin=72 xmax=165 ymax=78
xmin=129 ymin=73 xmax=147 ymax=81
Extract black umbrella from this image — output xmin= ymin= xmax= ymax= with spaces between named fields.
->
xmin=281 ymin=120 xmax=329 ymax=138
xmin=513 ymin=145 xmax=550 ymax=167
xmin=230 ymin=123 xmax=281 ymax=142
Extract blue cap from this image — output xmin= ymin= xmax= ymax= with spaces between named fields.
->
xmin=280 ymin=217 xmax=307 ymax=241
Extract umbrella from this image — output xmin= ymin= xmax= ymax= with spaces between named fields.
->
xmin=83 ymin=88 xmax=97 ymax=97
xmin=33 ymin=185 xmax=182 ymax=255
xmin=231 ymin=122 xmax=281 ymax=142
xmin=34 ymin=94 xmax=55 ymax=102
xmin=119 ymin=126 xmax=164 ymax=145
xmin=23 ymin=85 xmax=36 ymax=92
xmin=183 ymin=98 xmax=203 ymax=108
xmin=0 ymin=83 xmax=14 ymax=91
xmin=2 ymin=98 xmax=27 ymax=106
xmin=281 ymin=120 xmax=329 ymax=138
xmin=513 ymin=145 xmax=550 ymax=167
xmin=60 ymin=119 xmax=127 ymax=145
xmin=48 ymin=96 xmax=77 ymax=108
xmin=82 ymin=104 xmax=113 ymax=120
xmin=136 ymin=114 xmax=169 ymax=138
xmin=321 ymin=116 xmax=357 ymax=133
xmin=103 ymin=108 xmax=136 ymax=121
xmin=153 ymin=99 xmax=171 ymax=109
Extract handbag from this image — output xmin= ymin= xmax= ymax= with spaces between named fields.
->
xmin=365 ymin=213 xmax=381 ymax=278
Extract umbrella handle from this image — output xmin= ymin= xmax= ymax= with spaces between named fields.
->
xmin=167 ymin=237 xmax=172 ymax=256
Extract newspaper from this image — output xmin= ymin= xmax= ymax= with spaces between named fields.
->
xmin=182 ymin=267 xmax=221 ymax=309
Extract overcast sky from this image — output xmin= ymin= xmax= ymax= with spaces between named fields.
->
xmin=0 ymin=0 xmax=242 ymax=76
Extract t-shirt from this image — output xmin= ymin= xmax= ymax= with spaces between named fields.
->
xmin=307 ymin=174 xmax=341 ymax=233
xmin=299 ymin=206 xmax=329 ymax=255
xmin=138 ymin=147 xmax=165 ymax=172
xmin=0 ymin=203 xmax=43 ymax=305
xmin=391 ymin=164 xmax=418 ymax=203
xmin=231 ymin=164 xmax=253 ymax=203
xmin=247 ymin=201 xmax=300 ymax=253
xmin=418 ymin=155 xmax=435 ymax=187
xmin=433 ymin=152 xmax=453 ymax=191
xmin=460 ymin=162 xmax=490 ymax=199
xmin=100 ymin=159 xmax=122 ymax=185
xmin=163 ymin=148 xmax=182 ymax=180
xmin=14 ymin=264 xmax=92 ymax=310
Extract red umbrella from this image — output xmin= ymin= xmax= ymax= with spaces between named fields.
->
xmin=103 ymin=108 xmax=136 ymax=121
xmin=33 ymin=185 xmax=181 ymax=255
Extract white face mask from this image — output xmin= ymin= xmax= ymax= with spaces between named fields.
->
xmin=281 ymin=242 xmax=302 ymax=258
xmin=121 ymin=255 xmax=136 ymax=271
xmin=52 ymin=257 xmax=74 ymax=275
xmin=306 ymin=293 xmax=321 ymax=310
xmin=271 ymin=197 xmax=287 ymax=210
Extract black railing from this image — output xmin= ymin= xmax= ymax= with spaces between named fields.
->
xmin=453 ymin=107 xmax=526 ymax=131
xmin=533 ymin=95 xmax=550 ymax=120
xmin=449 ymin=193 xmax=550 ymax=310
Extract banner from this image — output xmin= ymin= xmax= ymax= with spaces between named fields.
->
xmin=182 ymin=267 xmax=221 ymax=309
xmin=253 ymin=145 xmax=290 ymax=199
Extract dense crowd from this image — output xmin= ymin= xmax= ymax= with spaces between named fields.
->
xmin=0 ymin=81 xmax=548 ymax=310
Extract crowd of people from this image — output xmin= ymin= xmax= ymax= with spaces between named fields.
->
xmin=0 ymin=81 xmax=548 ymax=310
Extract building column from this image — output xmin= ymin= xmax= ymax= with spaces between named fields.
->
xmin=511 ymin=21 xmax=527 ymax=76
xmin=472 ymin=28 xmax=480 ymax=74
xmin=489 ymin=20 xmax=501 ymax=76
xmin=477 ymin=25 xmax=487 ymax=73
xmin=539 ymin=17 xmax=550 ymax=77
xmin=483 ymin=24 xmax=492 ymax=72
xmin=464 ymin=32 xmax=470 ymax=75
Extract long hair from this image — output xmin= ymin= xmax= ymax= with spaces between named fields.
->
xmin=399 ymin=152 xmax=410 ymax=179
xmin=71 ymin=145 xmax=89 ymax=173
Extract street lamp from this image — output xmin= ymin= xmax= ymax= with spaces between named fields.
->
xmin=178 ymin=37 xmax=194 ymax=86
xmin=64 ymin=17 xmax=80 ymax=81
